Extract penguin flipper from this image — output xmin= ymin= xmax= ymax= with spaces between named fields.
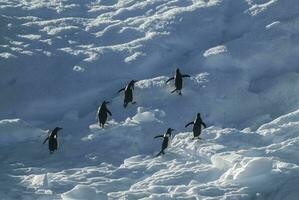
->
xmin=154 ymin=135 xmax=164 ymax=139
xmin=166 ymin=77 xmax=174 ymax=83
xmin=182 ymin=74 xmax=191 ymax=78
xmin=43 ymin=137 xmax=49 ymax=144
xmin=117 ymin=88 xmax=125 ymax=93
xmin=185 ymin=122 xmax=194 ymax=127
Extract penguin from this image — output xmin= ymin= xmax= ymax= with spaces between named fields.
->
xmin=118 ymin=80 xmax=138 ymax=108
xmin=43 ymin=127 xmax=63 ymax=154
xmin=185 ymin=113 xmax=207 ymax=139
xmin=166 ymin=68 xmax=190 ymax=95
xmin=154 ymin=128 xmax=174 ymax=156
xmin=97 ymin=101 xmax=112 ymax=128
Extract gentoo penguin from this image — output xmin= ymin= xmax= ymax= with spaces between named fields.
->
xmin=185 ymin=113 xmax=207 ymax=139
xmin=118 ymin=80 xmax=138 ymax=108
xmin=166 ymin=68 xmax=190 ymax=95
xmin=154 ymin=128 xmax=175 ymax=156
xmin=97 ymin=101 xmax=112 ymax=127
xmin=43 ymin=127 xmax=63 ymax=154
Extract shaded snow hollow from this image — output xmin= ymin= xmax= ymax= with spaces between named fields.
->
xmin=1 ymin=0 xmax=299 ymax=199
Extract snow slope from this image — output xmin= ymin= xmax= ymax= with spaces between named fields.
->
xmin=1 ymin=0 xmax=299 ymax=199
xmin=1 ymin=0 xmax=299 ymax=128
xmin=2 ymin=109 xmax=299 ymax=199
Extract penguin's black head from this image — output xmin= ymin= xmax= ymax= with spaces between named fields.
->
xmin=167 ymin=128 xmax=175 ymax=132
xmin=128 ymin=80 xmax=136 ymax=86
xmin=103 ymin=101 xmax=110 ymax=105
xmin=176 ymin=68 xmax=180 ymax=73
xmin=197 ymin=113 xmax=201 ymax=117
xmin=129 ymin=80 xmax=138 ymax=89
xmin=54 ymin=127 xmax=63 ymax=132
xmin=166 ymin=128 xmax=174 ymax=137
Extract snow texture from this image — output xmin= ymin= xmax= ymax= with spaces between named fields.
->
xmin=1 ymin=0 xmax=299 ymax=199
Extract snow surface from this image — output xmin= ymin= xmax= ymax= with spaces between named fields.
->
xmin=1 ymin=0 xmax=299 ymax=199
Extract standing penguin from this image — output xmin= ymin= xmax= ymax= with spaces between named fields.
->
xmin=185 ymin=113 xmax=207 ymax=139
xmin=97 ymin=101 xmax=112 ymax=128
xmin=43 ymin=127 xmax=63 ymax=154
xmin=154 ymin=128 xmax=175 ymax=156
xmin=118 ymin=80 xmax=138 ymax=108
xmin=166 ymin=68 xmax=190 ymax=95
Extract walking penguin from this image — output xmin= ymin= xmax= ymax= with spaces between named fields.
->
xmin=97 ymin=101 xmax=112 ymax=127
xmin=185 ymin=113 xmax=207 ymax=139
xmin=118 ymin=80 xmax=138 ymax=108
xmin=166 ymin=68 xmax=190 ymax=95
xmin=154 ymin=128 xmax=175 ymax=156
xmin=43 ymin=127 xmax=63 ymax=154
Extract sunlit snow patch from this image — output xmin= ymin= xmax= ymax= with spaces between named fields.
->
xmin=203 ymin=45 xmax=228 ymax=57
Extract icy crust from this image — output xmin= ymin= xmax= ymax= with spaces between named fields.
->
xmin=7 ymin=108 xmax=299 ymax=200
